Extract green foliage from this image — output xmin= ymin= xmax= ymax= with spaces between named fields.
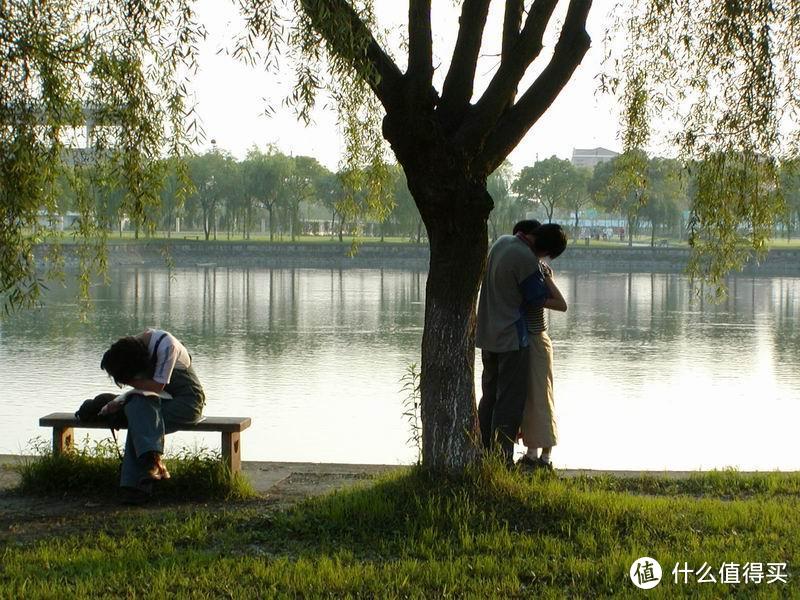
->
xmin=241 ymin=146 xmax=293 ymax=241
xmin=400 ymin=362 xmax=422 ymax=464
xmin=185 ymin=149 xmax=241 ymax=241
xmin=591 ymin=152 xmax=688 ymax=247
xmin=1 ymin=0 xmax=203 ymax=313
xmin=513 ymin=156 xmax=586 ymax=223
xmin=15 ymin=435 xmax=256 ymax=501
xmin=609 ymin=0 xmax=800 ymax=294
xmin=687 ymin=151 xmax=783 ymax=297
xmin=487 ymin=160 xmax=529 ymax=239
xmin=778 ymin=159 xmax=800 ymax=241
xmin=232 ymin=0 xmax=394 ymax=240
xmin=284 ymin=155 xmax=328 ymax=241
xmin=563 ymin=166 xmax=592 ymax=231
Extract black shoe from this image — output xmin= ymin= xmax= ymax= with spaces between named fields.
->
xmin=516 ymin=455 xmax=539 ymax=472
xmin=120 ymin=486 xmax=151 ymax=506
xmin=534 ymin=457 xmax=555 ymax=473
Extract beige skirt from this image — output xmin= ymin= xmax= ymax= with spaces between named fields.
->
xmin=520 ymin=331 xmax=558 ymax=448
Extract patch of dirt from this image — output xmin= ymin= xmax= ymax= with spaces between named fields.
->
xmin=0 ymin=471 xmax=378 ymax=545
xmin=264 ymin=472 xmax=374 ymax=508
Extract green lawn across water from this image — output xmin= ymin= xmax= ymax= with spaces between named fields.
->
xmin=2 ymin=462 xmax=798 ymax=598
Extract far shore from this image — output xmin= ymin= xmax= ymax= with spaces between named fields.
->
xmin=32 ymin=237 xmax=800 ymax=276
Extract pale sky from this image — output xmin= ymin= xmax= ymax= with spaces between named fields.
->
xmin=189 ymin=0 xmax=622 ymax=172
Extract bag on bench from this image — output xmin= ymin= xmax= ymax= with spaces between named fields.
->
xmin=75 ymin=392 xmax=128 ymax=430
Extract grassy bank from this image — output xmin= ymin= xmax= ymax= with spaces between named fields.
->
xmin=12 ymin=437 xmax=255 ymax=502
xmin=2 ymin=461 xmax=798 ymax=598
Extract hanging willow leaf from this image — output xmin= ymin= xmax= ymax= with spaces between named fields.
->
xmin=607 ymin=0 xmax=799 ymax=297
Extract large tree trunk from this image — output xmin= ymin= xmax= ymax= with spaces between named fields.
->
xmin=405 ymin=170 xmax=491 ymax=472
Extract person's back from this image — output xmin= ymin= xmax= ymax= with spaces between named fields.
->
xmin=476 ymin=234 xmax=542 ymax=353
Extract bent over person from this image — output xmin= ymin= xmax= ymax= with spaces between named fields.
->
xmin=476 ymin=222 xmax=566 ymax=465
xmin=100 ymin=329 xmax=205 ymax=503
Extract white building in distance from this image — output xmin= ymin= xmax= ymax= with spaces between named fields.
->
xmin=571 ymin=147 xmax=619 ymax=169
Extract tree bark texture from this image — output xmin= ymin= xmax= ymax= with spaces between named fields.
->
xmin=414 ymin=174 xmax=491 ymax=471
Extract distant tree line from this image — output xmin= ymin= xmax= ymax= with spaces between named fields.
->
xmin=498 ymin=152 xmax=800 ymax=247
xmin=55 ymin=148 xmax=800 ymax=246
xmin=56 ymin=146 xmax=424 ymax=243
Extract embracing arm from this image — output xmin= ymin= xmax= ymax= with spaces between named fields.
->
xmin=541 ymin=265 xmax=567 ymax=312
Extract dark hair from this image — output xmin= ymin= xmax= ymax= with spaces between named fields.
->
xmin=100 ymin=336 xmax=151 ymax=386
xmin=533 ymin=223 xmax=568 ymax=259
xmin=512 ymin=219 xmax=542 ymax=235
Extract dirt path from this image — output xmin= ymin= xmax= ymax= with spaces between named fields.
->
xmin=0 ymin=457 xmax=402 ymax=544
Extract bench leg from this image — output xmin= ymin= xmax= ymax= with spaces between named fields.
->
xmin=53 ymin=427 xmax=74 ymax=455
xmin=221 ymin=432 xmax=241 ymax=473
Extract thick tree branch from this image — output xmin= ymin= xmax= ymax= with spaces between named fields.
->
xmin=477 ymin=0 xmax=592 ymax=174
xmin=455 ymin=0 xmax=559 ymax=148
xmin=407 ymin=0 xmax=433 ymax=103
xmin=300 ymin=0 xmax=405 ymax=112
xmin=501 ymin=0 xmax=526 ymax=111
xmin=438 ymin=0 xmax=491 ymax=130
xmin=502 ymin=0 xmax=525 ymax=62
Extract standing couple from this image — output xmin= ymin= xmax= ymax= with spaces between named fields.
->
xmin=476 ymin=220 xmax=568 ymax=470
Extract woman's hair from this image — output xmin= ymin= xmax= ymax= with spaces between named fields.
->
xmin=100 ymin=336 xmax=151 ymax=386
xmin=534 ymin=223 xmax=568 ymax=259
xmin=512 ymin=220 xmax=568 ymax=259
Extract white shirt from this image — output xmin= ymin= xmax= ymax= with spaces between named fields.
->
xmin=146 ymin=329 xmax=191 ymax=385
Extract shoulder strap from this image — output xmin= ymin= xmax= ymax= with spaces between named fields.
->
xmin=150 ymin=332 xmax=168 ymax=371
xmin=152 ymin=332 xmax=168 ymax=353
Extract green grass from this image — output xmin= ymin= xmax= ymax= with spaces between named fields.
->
xmin=13 ymin=436 xmax=256 ymax=502
xmin=766 ymin=238 xmax=800 ymax=249
xmin=2 ymin=459 xmax=798 ymax=598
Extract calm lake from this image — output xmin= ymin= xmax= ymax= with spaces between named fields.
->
xmin=1 ymin=266 xmax=799 ymax=470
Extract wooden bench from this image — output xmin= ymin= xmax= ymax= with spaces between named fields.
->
xmin=39 ymin=413 xmax=252 ymax=473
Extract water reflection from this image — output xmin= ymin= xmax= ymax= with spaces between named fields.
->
xmin=0 ymin=267 xmax=798 ymax=470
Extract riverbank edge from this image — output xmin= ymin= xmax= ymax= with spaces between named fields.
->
xmin=33 ymin=241 xmax=800 ymax=275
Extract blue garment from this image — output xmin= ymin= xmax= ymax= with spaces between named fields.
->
xmin=120 ymin=364 xmax=204 ymax=491
xmin=514 ymin=264 xmax=550 ymax=347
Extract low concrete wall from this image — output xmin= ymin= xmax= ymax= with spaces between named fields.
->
xmin=36 ymin=241 xmax=431 ymax=270
xmin=556 ymin=246 xmax=800 ymax=275
xmin=35 ymin=241 xmax=800 ymax=275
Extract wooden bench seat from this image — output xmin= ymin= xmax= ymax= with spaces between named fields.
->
xmin=39 ymin=413 xmax=252 ymax=473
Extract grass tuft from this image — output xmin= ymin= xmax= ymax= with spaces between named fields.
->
xmin=14 ymin=435 xmax=256 ymax=501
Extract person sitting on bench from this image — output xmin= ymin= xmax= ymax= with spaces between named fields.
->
xmin=100 ymin=329 xmax=205 ymax=503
